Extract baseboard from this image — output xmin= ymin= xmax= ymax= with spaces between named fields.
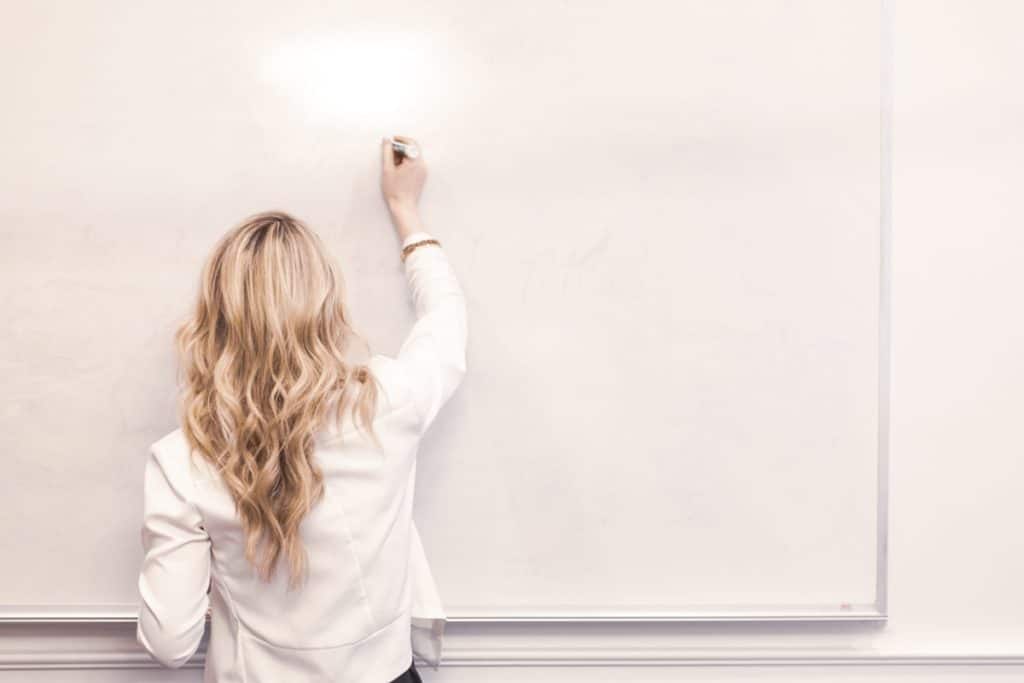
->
xmin=2 ymin=647 xmax=1023 ymax=670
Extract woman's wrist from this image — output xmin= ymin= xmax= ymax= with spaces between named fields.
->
xmin=401 ymin=231 xmax=436 ymax=248
xmin=386 ymin=198 xmax=418 ymax=220
xmin=387 ymin=201 xmax=424 ymax=242
xmin=401 ymin=234 xmax=440 ymax=262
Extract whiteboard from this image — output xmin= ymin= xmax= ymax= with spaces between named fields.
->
xmin=0 ymin=0 xmax=884 ymax=621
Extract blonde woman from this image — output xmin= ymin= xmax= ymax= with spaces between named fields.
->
xmin=135 ymin=135 xmax=467 ymax=683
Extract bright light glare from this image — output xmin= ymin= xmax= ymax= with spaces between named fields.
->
xmin=260 ymin=31 xmax=444 ymax=126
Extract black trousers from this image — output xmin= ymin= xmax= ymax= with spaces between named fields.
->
xmin=388 ymin=659 xmax=422 ymax=683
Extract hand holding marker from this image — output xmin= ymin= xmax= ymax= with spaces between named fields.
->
xmin=387 ymin=135 xmax=419 ymax=161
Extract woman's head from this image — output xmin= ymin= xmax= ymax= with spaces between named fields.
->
xmin=175 ymin=209 xmax=379 ymax=589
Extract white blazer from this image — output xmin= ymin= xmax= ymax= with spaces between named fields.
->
xmin=136 ymin=231 xmax=467 ymax=682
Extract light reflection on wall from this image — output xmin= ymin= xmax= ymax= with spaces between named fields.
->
xmin=259 ymin=30 xmax=449 ymax=128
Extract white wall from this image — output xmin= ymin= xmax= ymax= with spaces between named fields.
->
xmin=2 ymin=0 xmax=1023 ymax=679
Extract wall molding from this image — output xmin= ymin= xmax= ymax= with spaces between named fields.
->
xmin=2 ymin=646 xmax=1024 ymax=670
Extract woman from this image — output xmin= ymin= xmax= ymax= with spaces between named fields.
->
xmin=135 ymin=135 xmax=467 ymax=683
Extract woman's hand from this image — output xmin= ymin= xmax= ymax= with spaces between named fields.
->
xmin=381 ymin=134 xmax=428 ymax=242
xmin=381 ymin=135 xmax=426 ymax=213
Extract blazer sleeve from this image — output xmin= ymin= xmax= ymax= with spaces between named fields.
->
xmin=136 ymin=443 xmax=211 ymax=669
xmin=393 ymin=231 xmax=468 ymax=435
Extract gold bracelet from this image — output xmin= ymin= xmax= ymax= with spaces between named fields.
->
xmin=401 ymin=238 xmax=441 ymax=262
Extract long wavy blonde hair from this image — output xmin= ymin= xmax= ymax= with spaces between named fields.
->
xmin=175 ymin=210 xmax=381 ymax=589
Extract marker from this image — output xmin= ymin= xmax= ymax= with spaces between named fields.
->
xmin=389 ymin=137 xmax=420 ymax=160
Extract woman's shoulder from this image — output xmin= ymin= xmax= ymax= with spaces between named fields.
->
xmin=317 ymin=354 xmax=420 ymax=442
xmin=148 ymin=427 xmax=221 ymax=482
xmin=142 ymin=427 xmax=221 ymax=501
